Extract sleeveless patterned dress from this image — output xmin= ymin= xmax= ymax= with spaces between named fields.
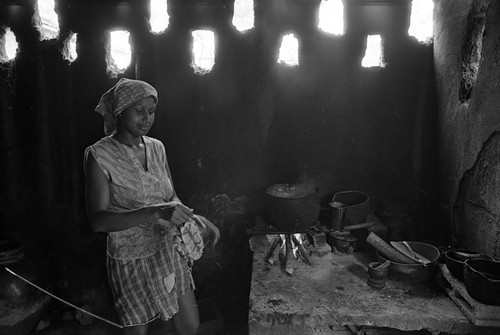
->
xmin=84 ymin=136 xmax=194 ymax=326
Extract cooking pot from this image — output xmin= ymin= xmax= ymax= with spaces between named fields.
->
xmin=330 ymin=190 xmax=370 ymax=226
xmin=443 ymin=249 xmax=493 ymax=281
xmin=464 ymin=258 xmax=500 ymax=306
xmin=263 ymin=183 xmax=320 ymax=233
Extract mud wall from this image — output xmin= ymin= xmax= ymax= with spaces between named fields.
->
xmin=434 ymin=0 xmax=500 ymax=257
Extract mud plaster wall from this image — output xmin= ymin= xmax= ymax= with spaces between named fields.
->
xmin=434 ymin=0 xmax=500 ymax=257
xmin=0 ymin=0 xmax=437 ymax=292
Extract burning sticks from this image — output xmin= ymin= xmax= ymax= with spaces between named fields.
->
xmin=292 ymin=234 xmax=312 ymax=266
xmin=264 ymin=233 xmax=312 ymax=275
xmin=264 ymin=235 xmax=281 ymax=265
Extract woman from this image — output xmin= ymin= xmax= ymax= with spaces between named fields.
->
xmin=84 ymin=78 xmax=219 ymax=335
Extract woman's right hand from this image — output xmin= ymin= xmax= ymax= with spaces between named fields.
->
xmin=157 ymin=202 xmax=193 ymax=227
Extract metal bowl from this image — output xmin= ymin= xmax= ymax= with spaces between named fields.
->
xmin=377 ymin=241 xmax=440 ymax=282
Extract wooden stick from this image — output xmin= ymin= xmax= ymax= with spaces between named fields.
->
xmin=292 ymin=235 xmax=312 ymax=266
xmin=285 ymin=235 xmax=294 ymax=275
xmin=265 ymin=235 xmax=281 ymax=265
xmin=365 ymin=232 xmax=416 ymax=264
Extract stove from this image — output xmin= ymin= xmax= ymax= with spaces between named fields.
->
xmin=261 ymin=232 xmax=312 ymax=275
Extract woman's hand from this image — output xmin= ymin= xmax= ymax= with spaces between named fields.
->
xmin=193 ymin=215 xmax=220 ymax=246
xmin=157 ymin=201 xmax=194 ymax=227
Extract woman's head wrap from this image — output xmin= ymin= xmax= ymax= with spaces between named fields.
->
xmin=95 ymin=78 xmax=158 ymax=135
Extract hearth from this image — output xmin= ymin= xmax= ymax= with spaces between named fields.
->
xmin=263 ymin=233 xmax=311 ymax=275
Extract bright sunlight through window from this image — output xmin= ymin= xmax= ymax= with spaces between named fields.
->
xmin=3 ymin=28 xmax=18 ymax=61
xmin=64 ymin=33 xmax=77 ymax=62
xmin=408 ymin=0 xmax=434 ymax=43
xmin=110 ymin=30 xmax=131 ymax=72
xmin=233 ymin=0 xmax=254 ymax=32
xmin=361 ymin=35 xmax=384 ymax=68
xmin=150 ymin=0 xmax=169 ymax=34
xmin=278 ymin=33 xmax=299 ymax=67
xmin=191 ymin=30 xmax=215 ymax=75
xmin=37 ymin=0 xmax=59 ymax=40
xmin=318 ymin=0 xmax=344 ymax=35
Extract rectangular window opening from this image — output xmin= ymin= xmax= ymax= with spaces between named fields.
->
xmin=150 ymin=0 xmax=169 ymax=34
xmin=318 ymin=0 xmax=344 ymax=36
xmin=278 ymin=33 xmax=299 ymax=67
xmin=408 ymin=0 xmax=434 ymax=44
xmin=191 ymin=30 xmax=215 ymax=75
xmin=37 ymin=0 xmax=59 ymax=40
xmin=361 ymin=34 xmax=385 ymax=68
xmin=108 ymin=30 xmax=132 ymax=76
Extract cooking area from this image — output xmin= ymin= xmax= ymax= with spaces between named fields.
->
xmin=247 ymin=183 xmax=500 ymax=334
xmin=248 ymin=234 xmax=500 ymax=334
xmin=2 ymin=0 xmax=500 ymax=334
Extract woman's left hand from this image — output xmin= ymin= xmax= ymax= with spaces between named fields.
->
xmin=193 ymin=215 xmax=220 ymax=247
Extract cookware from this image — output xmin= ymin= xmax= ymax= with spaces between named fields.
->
xmin=376 ymin=241 xmax=440 ymax=282
xmin=443 ymin=249 xmax=493 ymax=281
xmin=464 ymin=258 xmax=500 ymax=306
xmin=263 ymin=183 xmax=320 ymax=233
xmin=367 ymin=261 xmax=389 ymax=289
xmin=330 ymin=190 xmax=370 ymax=226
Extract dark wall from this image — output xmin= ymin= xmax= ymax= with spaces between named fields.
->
xmin=434 ymin=0 xmax=500 ymax=257
xmin=0 ymin=0 xmax=436 ymax=281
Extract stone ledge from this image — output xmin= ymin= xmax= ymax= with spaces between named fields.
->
xmin=248 ymin=234 xmax=479 ymax=335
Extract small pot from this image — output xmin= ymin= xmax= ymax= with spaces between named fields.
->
xmin=328 ymin=231 xmax=357 ymax=254
xmin=367 ymin=262 xmax=389 ymax=289
xmin=464 ymin=258 xmax=500 ymax=306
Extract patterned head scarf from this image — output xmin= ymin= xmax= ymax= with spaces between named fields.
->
xmin=95 ymin=78 xmax=158 ymax=135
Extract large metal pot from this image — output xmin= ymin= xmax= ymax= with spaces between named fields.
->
xmin=263 ymin=183 xmax=320 ymax=233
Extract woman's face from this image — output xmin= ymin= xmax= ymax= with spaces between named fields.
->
xmin=117 ymin=96 xmax=157 ymax=137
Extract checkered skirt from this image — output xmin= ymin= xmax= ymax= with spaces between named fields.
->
xmin=106 ymin=244 xmax=194 ymax=327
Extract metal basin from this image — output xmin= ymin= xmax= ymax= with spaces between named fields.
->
xmin=377 ymin=241 xmax=440 ymax=282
